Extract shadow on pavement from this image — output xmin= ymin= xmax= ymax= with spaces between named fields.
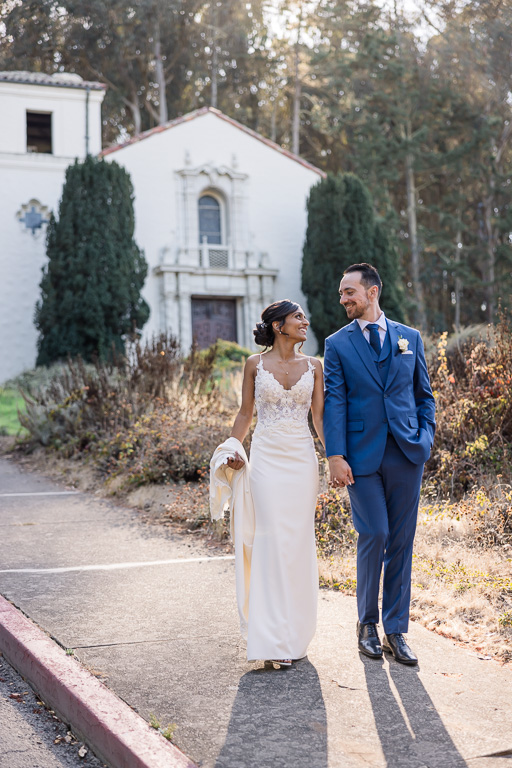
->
xmin=363 ymin=656 xmax=469 ymax=767
xmin=215 ymin=657 xmax=327 ymax=768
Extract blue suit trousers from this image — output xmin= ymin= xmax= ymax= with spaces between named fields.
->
xmin=347 ymin=433 xmax=424 ymax=634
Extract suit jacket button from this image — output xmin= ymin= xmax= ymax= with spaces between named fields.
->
xmin=384 ymin=394 xmax=389 ymax=398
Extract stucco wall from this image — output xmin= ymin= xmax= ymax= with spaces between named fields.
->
xmin=0 ymin=81 xmax=104 ymax=383
xmin=0 ymin=81 xmax=103 ymax=157
xmin=0 ymin=157 xmax=71 ymax=382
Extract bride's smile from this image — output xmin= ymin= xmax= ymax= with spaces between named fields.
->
xmin=279 ymin=307 xmax=309 ymax=342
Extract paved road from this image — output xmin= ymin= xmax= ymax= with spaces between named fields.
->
xmin=0 ymin=650 xmax=106 ymax=768
xmin=0 ymin=457 xmax=511 ymax=768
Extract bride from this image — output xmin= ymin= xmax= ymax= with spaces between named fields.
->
xmin=211 ymin=299 xmax=324 ymax=668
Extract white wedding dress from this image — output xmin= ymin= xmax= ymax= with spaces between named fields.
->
xmin=246 ymin=355 xmax=319 ymax=661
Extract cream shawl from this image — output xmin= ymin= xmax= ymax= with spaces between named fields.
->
xmin=209 ymin=437 xmax=255 ymax=639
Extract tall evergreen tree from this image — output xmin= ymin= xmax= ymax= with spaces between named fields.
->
xmin=35 ymin=156 xmax=149 ymax=365
xmin=302 ymin=173 xmax=404 ymax=351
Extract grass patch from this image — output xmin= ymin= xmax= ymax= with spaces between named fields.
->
xmin=0 ymin=388 xmax=27 ymax=436
xmin=149 ymin=713 xmax=176 ymax=741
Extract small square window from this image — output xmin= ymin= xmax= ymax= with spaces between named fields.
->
xmin=26 ymin=111 xmax=52 ymax=154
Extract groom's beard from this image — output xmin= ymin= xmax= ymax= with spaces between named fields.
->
xmin=344 ymin=300 xmax=369 ymax=320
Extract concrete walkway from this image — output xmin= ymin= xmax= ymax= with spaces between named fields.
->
xmin=0 ymin=456 xmax=511 ymax=768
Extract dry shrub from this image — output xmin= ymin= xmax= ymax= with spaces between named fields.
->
xmin=425 ymin=314 xmax=512 ymax=498
xmin=315 ymin=486 xmax=357 ymax=556
xmin=19 ymin=335 xmax=184 ymax=447
xmin=18 ymin=335 xmax=230 ymax=483
xmin=420 ymin=484 xmax=512 ymax=550
xmin=99 ymin=406 xmax=227 ymax=484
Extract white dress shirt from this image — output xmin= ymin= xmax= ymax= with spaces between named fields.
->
xmin=357 ymin=313 xmax=387 ymax=348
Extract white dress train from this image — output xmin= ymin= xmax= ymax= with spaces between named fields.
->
xmin=246 ymin=356 xmax=319 ymax=661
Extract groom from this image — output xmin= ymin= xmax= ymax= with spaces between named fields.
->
xmin=323 ymin=263 xmax=435 ymax=665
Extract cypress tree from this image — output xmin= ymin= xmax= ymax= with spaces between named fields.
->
xmin=35 ymin=156 xmax=149 ymax=365
xmin=301 ymin=173 xmax=404 ymax=350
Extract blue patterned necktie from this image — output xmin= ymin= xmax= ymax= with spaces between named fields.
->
xmin=366 ymin=323 xmax=382 ymax=356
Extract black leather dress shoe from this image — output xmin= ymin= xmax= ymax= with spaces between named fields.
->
xmin=357 ymin=621 xmax=383 ymax=658
xmin=382 ymin=633 xmax=418 ymax=665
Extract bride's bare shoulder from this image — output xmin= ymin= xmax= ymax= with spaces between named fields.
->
xmin=244 ymin=354 xmax=261 ymax=371
xmin=309 ymin=356 xmax=323 ymax=371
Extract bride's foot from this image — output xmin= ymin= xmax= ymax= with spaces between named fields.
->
xmin=267 ymin=659 xmax=292 ymax=668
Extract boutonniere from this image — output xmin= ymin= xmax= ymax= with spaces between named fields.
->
xmin=397 ymin=336 xmax=410 ymax=354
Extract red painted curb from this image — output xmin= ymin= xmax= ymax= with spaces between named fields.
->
xmin=0 ymin=595 xmax=197 ymax=768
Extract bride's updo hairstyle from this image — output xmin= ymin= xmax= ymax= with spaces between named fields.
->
xmin=253 ymin=299 xmax=301 ymax=348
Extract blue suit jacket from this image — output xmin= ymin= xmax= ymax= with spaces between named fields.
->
xmin=323 ymin=319 xmax=436 ymax=475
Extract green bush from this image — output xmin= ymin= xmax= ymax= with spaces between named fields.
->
xmin=211 ymin=339 xmax=252 ymax=363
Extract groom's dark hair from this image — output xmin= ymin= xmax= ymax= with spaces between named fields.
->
xmin=344 ymin=263 xmax=382 ymax=298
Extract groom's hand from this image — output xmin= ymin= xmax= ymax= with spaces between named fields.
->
xmin=328 ymin=456 xmax=354 ymax=488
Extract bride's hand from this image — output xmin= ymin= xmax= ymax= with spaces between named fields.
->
xmin=226 ymin=452 xmax=245 ymax=470
xmin=328 ymin=456 xmax=354 ymax=488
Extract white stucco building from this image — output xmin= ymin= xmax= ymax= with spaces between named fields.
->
xmin=0 ymin=73 xmax=324 ymax=383
xmin=101 ymin=108 xmax=324 ymax=352
xmin=0 ymin=71 xmax=105 ymax=383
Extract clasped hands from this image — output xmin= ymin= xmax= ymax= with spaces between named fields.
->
xmin=226 ymin=454 xmax=354 ymax=485
xmin=328 ymin=455 xmax=354 ymax=488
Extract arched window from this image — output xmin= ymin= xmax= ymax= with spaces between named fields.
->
xmin=198 ymin=194 xmax=222 ymax=245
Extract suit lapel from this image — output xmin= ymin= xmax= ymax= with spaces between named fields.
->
xmin=348 ymin=321 xmax=383 ymax=389
xmin=385 ymin=321 xmax=403 ymax=390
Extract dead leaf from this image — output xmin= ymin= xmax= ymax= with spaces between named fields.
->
xmin=78 ymin=745 xmax=88 ymax=758
xmin=9 ymin=693 xmax=24 ymax=702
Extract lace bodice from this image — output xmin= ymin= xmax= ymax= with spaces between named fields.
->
xmin=254 ymin=357 xmax=314 ymax=436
